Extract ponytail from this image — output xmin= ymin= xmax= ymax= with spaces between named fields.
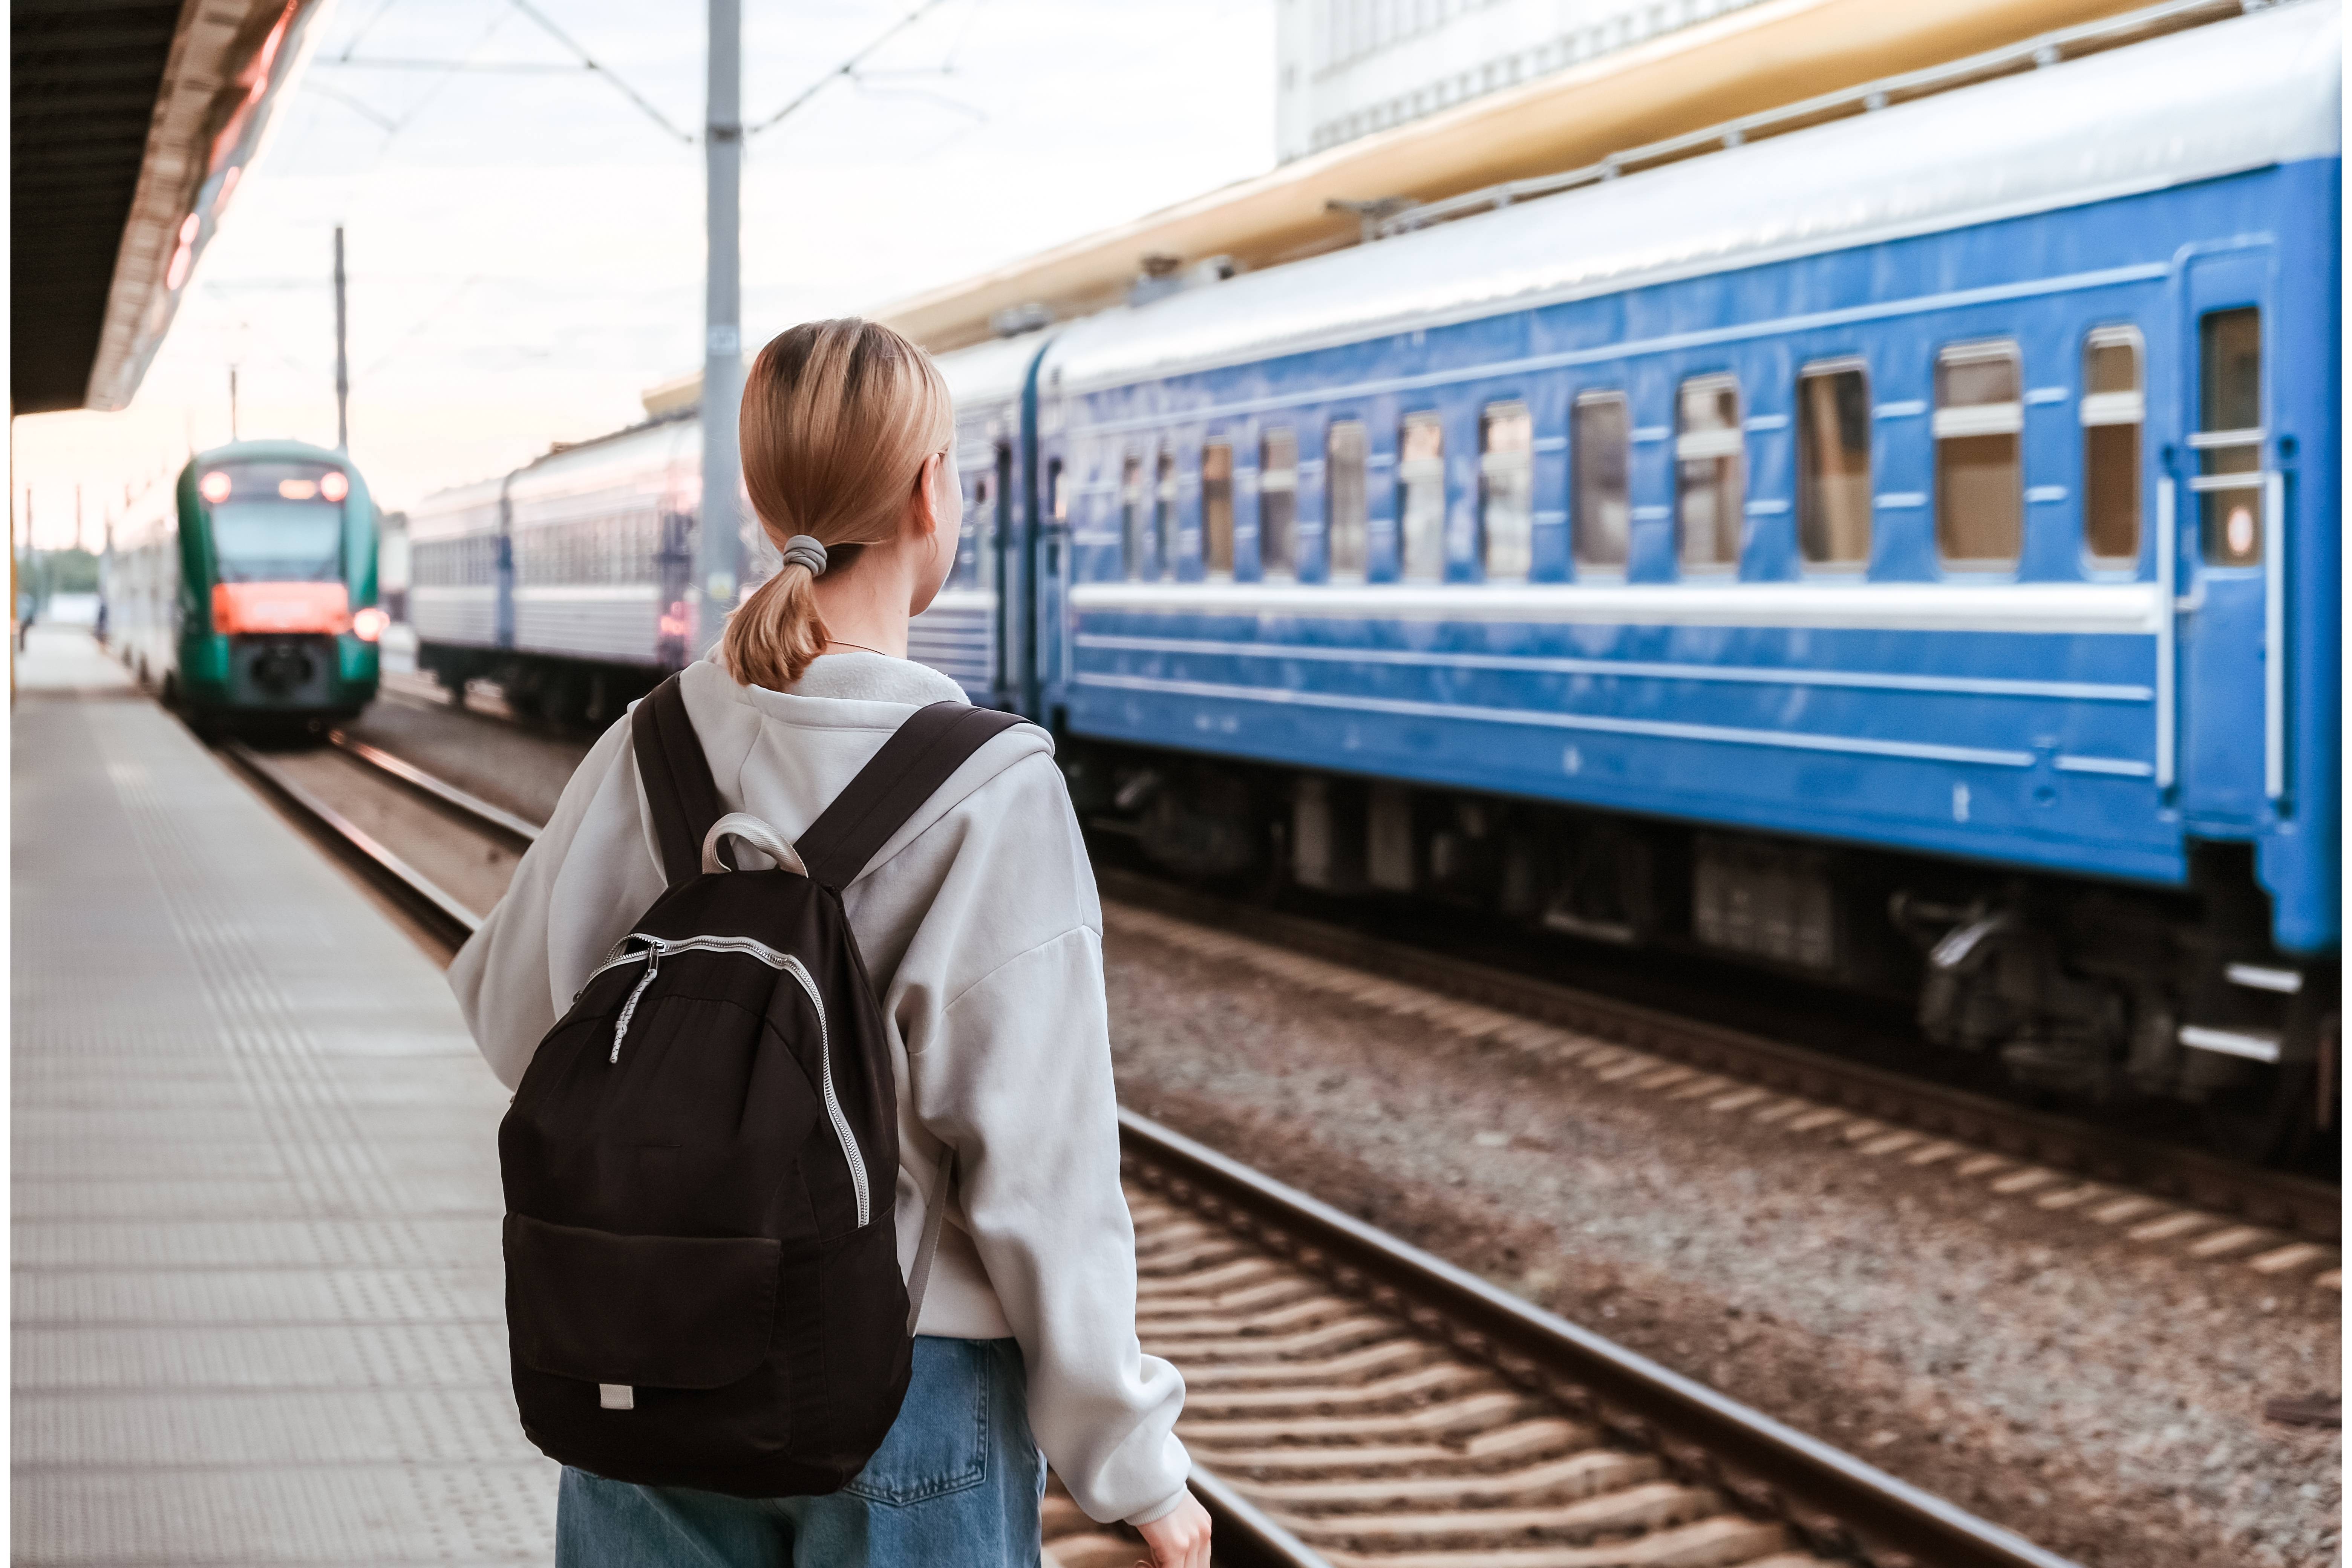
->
xmin=723 ymin=560 xmax=827 ymax=691
xmin=722 ymin=318 xmax=951 ymax=690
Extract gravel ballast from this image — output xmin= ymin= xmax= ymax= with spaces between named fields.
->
xmin=1102 ymin=922 xmax=2340 ymax=1568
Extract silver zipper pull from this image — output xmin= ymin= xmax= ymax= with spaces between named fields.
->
xmin=610 ymin=943 xmax=662 ymax=1064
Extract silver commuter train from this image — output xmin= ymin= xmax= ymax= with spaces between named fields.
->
xmin=403 ymin=342 xmax=1026 ymax=723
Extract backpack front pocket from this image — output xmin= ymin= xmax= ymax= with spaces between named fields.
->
xmin=504 ymin=1214 xmax=779 ymax=1389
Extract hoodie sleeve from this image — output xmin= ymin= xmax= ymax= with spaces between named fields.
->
xmin=885 ymin=755 xmax=1192 ymax=1526
xmin=448 ymin=713 xmax=664 ymax=1088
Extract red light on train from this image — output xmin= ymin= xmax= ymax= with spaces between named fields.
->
xmin=319 ymin=470 xmax=350 ymax=502
xmin=278 ymin=478 xmax=318 ymax=500
xmin=199 ymin=471 xmax=233 ymax=503
xmin=351 ymin=607 xmax=390 ymax=642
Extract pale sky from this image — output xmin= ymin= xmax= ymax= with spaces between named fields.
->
xmin=13 ymin=0 xmax=1276 ymax=547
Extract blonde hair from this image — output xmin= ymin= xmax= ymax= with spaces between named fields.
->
xmin=723 ymin=317 xmax=952 ymax=690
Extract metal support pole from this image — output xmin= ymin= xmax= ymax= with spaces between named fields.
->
xmin=696 ymin=0 xmax=745 ymax=660
xmin=229 ymin=366 xmax=240 ymax=443
xmin=332 ymin=226 xmax=350 ymax=452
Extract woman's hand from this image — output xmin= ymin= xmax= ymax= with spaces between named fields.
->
xmin=1133 ymin=1493 xmax=1212 ymax=1568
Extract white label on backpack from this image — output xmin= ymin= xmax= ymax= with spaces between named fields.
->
xmin=600 ymin=1384 xmax=635 ymax=1410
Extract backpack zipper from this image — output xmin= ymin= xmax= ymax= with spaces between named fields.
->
xmin=590 ymin=933 xmax=871 ymax=1228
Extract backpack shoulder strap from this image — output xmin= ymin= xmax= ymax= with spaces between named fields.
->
xmin=631 ymin=674 xmax=726 ymax=888
xmin=796 ymin=703 xmax=1029 ymax=891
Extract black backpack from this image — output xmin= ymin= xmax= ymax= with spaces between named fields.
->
xmin=499 ymin=675 xmax=1027 ymax=1497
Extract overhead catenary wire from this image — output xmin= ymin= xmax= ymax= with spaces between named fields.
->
xmin=747 ymin=0 xmax=963 ymax=137
xmin=503 ymin=0 xmax=695 ymax=142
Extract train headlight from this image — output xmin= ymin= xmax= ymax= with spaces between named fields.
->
xmin=351 ymin=607 xmax=390 ymax=642
xmin=199 ymin=471 xmax=232 ymax=503
xmin=319 ymin=470 xmax=350 ymax=502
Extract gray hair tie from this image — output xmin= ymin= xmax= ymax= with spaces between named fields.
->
xmin=779 ymin=534 xmax=827 ymax=577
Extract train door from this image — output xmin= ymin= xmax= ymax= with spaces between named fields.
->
xmin=2174 ymin=248 xmax=2277 ymax=828
xmin=1036 ymin=452 xmax=1066 ymax=719
xmin=990 ymin=442 xmax=1017 ymax=708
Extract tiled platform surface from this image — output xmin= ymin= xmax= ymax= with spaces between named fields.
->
xmin=13 ymin=630 xmax=557 ymax=1565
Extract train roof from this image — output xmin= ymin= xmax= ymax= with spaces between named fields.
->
xmin=187 ymin=438 xmax=353 ymax=471
xmin=506 ymin=415 xmax=697 ymax=501
xmin=406 ymin=415 xmax=699 ymax=540
xmin=1042 ymin=0 xmax=2340 ymax=398
xmin=935 ymin=332 xmax=1048 ymax=416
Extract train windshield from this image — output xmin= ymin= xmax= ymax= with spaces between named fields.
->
xmin=201 ymin=461 xmax=347 ymax=582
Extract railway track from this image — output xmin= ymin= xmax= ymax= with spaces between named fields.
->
xmin=219 ymin=724 xmax=2101 ymax=1567
xmin=239 ymin=723 xmax=2341 ymax=1288
xmin=342 ymin=690 xmax=2341 ymax=1248
xmin=1099 ymin=871 xmax=2340 ymax=1253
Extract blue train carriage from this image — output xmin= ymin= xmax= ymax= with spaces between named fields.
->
xmin=103 ymin=438 xmax=386 ymax=732
xmin=914 ymin=332 xmax=1052 ymax=709
xmin=1031 ymin=0 xmax=2340 ymax=1149
xmin=407 ymin=413 xmax=700 ymax=725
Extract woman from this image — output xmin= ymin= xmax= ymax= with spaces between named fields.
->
xmin=452 ymin=318 xmax=1211 ymax=1568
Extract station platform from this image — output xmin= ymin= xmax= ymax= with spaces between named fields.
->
xmin=12 ymin=629 xmax=557 ymax=1564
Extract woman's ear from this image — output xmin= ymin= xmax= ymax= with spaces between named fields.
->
xmin=908 ymin=452 xmax=946 ymax=540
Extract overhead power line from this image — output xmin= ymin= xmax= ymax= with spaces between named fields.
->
xmin=504 ymin=0 xmax=695 ymax=142
xmin=748 ymin=0 xmax=960 ymax=137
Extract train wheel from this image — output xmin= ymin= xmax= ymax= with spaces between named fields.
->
xmin=2201 ymin=991 xmax=2334 ymax=1165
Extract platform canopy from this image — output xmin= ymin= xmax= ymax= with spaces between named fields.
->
xmin=11 ymin=0 xmax=331 ymax=415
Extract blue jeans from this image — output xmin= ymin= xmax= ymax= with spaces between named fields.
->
xmin=556 ymin=1338 xmax=1045 ymax=1567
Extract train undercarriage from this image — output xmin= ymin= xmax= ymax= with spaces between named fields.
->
xmin=1069 ymin=740 xmax=2339 ymax=1165
xmin=415 ymin=643 xmax=668 ymax=731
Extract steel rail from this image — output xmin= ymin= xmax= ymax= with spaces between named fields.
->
xmin=327 ymin=730 xmax=542 ymax=845
xmin=220 ymin=741 xmax=484 ymax=952
xmin=1185 ymin=1464 xmax=1331 ymax=1568
xmin=1121 ymin=1108 xmax=2082 ymax=1568
xmin=1102 ymin=868 xmax=2340 ymax=1244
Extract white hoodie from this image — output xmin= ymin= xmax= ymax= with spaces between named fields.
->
xmin=449 ymin=654 xmax=1191 ymax=1526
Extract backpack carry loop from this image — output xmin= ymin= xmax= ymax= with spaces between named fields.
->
xmin=627 ymin=675 xmax=1024 ymax=1330
xmin=631 ymin=678 xmax=1024 ymax=891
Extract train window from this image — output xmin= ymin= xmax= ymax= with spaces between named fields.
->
xmin=960 ymin=469 xmax=993 ymax=588
xmin=2196 ymin=307 xmax=2262 ymax=567
xmin=1398 ymin=412 xmax=1446 ymax=581
xmin=1796 ymin=361 xmax=1871 ymax=567
xmin=1121 ymin=455 xmax=1145 ymax=579
xmin=1676 ymin=375 xmax=1743 ymax=571
xmin=1934 ymin=340 xmax=2023 ymax=569
xmin=1260 ymin=428 xmax=1298 ymax=579
xmin=2080 ymin=327 xmax=2143 ymax=565
xmin=1327 ymin=421 xmax=1368 ymax=580
xmin=1202 ymin=441 xmax=1235 ymax=578
xmin=1571 ymin=392 xmax=1629 ymax=571
xmin=1479 ymin=403 xmax=1533 ymax=582
xmin=1154 ymin=451 xmax=1177 ymax=577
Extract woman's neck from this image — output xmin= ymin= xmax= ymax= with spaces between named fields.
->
xmin=807 ymin=546 xmax=917 ymax=659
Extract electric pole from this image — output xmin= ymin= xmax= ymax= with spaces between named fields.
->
xmin=229 ymin=365 xmax=240 ymax=443
xmin=332 ymin=226 xmax=350 ymax=451
xmin=695 ymin=0 xmax=744 ymax=658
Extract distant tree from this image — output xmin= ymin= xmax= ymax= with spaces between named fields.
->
xmin=42 ymin=549 xmax=100 ymax=594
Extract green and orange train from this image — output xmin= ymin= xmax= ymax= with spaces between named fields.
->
xmin=105 ymin=439 xmax=385 ymax=731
